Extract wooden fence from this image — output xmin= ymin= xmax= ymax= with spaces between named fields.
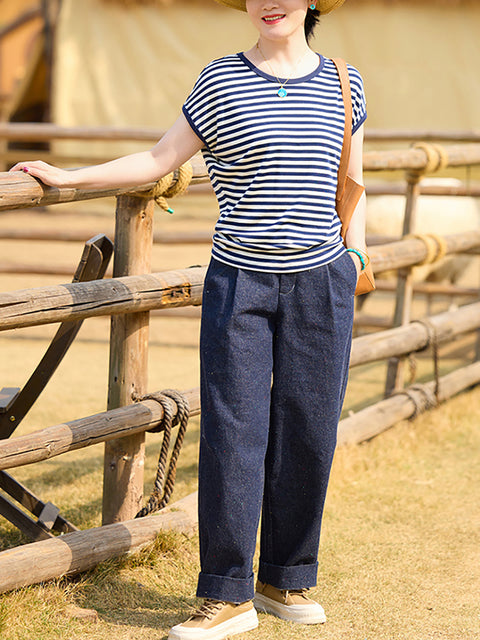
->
xmin=0 ymin=138 xmax=479 ymax=593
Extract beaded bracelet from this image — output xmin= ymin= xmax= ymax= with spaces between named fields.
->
xmin=346 ymin=248 xmax=368 ymax=271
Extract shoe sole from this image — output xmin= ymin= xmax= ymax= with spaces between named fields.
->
xmin=168 ymin=607 xmax=258 ymax=640
xmin=254 ymin=593 xmax=327 ymax=625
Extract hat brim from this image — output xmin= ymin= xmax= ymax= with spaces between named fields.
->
xmin=214 ymin=0 xmax=346 ymax=13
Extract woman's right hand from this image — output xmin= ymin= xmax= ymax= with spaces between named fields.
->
xmin=9 ymin=161 xmax=72 ymax=188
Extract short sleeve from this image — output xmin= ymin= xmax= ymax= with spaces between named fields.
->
xmin=182 ymin=62 xmax=219 ymax=152
xmin=347 ymin=65 xmax=367 ymax=135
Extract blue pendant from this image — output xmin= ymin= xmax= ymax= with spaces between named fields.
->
xmin=277 ymin=87 xmax=287 ymax=98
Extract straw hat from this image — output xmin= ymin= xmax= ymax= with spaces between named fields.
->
xmin=214 ymin=0 xmax=346 ymax=13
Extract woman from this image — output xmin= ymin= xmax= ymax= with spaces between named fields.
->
xmin=11 ymin=2 xmax=367 ymax=639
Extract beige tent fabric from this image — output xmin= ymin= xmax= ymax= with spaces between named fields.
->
xmin=52 ymin=0 xmax=480 ymax=159
xmin=52 ymin=0 xmax=257 ymax=157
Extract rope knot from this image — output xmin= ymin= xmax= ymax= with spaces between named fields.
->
xmin=407 ymin=142 xmax=449 ymax=182
xmin=137 ymin=161 xmax=193 ymax=214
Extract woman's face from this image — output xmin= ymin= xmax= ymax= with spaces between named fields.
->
xmin=245 ymin=0 xmax=311 ymax=41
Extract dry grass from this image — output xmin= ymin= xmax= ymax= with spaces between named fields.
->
xmin=0 ymin=196 xmax=479 ymax=639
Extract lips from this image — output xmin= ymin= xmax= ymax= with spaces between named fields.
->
xmin=262 ymin=14 xmax=286 ymax=24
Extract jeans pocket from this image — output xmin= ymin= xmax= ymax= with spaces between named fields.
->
xmin=341 ymin=251 xmax=359 ymax=290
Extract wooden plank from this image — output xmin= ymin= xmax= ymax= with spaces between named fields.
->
xmin=0 ymin=491 xmax=198 ymax=594
xmin=365 ymin=181 xmax=480 ymax=197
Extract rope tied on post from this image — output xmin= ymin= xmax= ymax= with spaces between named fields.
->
xmin=135 ymin=389 xmax=190 ymax=518
xmin=393 ymin=318 xmax=441 ymax=416
xmin=137 ymin=161 xmax=193 ymax=214
xmin=407 ymin=142 xmax=450 ymax=183
xmin=414 ymin=318 xmax=441 ymax=403
xmin=393 ymin=384 xmax=438 ymax=421
xmin=405 ymin=232 xmax=449 ymax=265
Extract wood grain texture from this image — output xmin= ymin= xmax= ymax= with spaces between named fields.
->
xmin=0 ymin=491 xmax=198 ymax=594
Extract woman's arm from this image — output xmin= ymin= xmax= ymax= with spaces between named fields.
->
xmin=9 ymin=113 xmax=204 ymax=190
xmin=344 ymin=124 xmax=367 ymax=274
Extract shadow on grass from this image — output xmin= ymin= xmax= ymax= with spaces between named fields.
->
xmin=83 ymin=589 xmax=198 ymax=638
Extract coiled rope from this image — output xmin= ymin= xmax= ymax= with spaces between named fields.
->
xmin=135 ymin=389 xmax=190 ymax=518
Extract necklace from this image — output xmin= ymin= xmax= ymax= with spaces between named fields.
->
xmin=256 ymin=43 xmax=309 ymax=98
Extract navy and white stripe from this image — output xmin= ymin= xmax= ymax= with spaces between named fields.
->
xmin=183 ymin=54 xmax=367 ymax=273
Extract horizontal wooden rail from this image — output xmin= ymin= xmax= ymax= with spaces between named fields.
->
xmin=0 ymin=266 xmax=206 ymax=331
xmin=0 ymin=123 xmax=167 ymax=142
xmin=1 ymin=143 xmax=480 ymax=211
xmin=0 ymin=227 xmax=212 ymax=245
xmin=373 ymin=279 xmax=480 ymax=298
xmin=365 ymin=129 xmax=480 ymax=143
xmin=0 ymin=491 xmax=198 ymax=594
xmin=338 ymin=361 xmax=480 ymax=446
xmin=1 ymin=231 xmax=479 ymax=332
xmin=350 ymin=301 xmax=480 ymax=367
xmin=1 ymin=300 xmax=479 ymax=471
xmin=0 ymin=160 xmax=209 ymax=212
xmin=363 ymin=144 xmax=480 ymax=173
xmin=366 ymin=182 xmax=480 ymax=198
xmin=370 ymin=231 xmax=480 ymax=272
xmin=1 ymin=123 xmax=479 ymax=144
xmin=0 ymin=389 xmax=200 ymax=471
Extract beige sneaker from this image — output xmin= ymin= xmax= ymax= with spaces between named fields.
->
xmin=254 ymin=581 xmax=327 ymax=624
xmin=168 ymin=598 xmax=258 ymax=640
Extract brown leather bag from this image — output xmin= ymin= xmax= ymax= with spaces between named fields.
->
xmin=332 ymin=58 xmax=375 ymax=296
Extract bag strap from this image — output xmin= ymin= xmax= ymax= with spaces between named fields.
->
xmin=332 ymin=57 xmax=352 ymax=204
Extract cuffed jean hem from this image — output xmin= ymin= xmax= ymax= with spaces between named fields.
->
xmin=257 ymin=560 xmax=319 ymax=590
xmin=196 ymin=572 xmax=255 ymax=604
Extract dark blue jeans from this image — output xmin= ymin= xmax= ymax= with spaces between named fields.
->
xmin=196 ymin=252 xmax=357 ymax=603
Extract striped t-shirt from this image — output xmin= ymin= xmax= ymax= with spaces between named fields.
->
xmin=183 ymin=53 xmax=367 ymax=273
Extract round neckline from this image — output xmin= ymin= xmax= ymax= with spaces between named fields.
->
xmin=237 ymin=51 xmax=324 ymax=85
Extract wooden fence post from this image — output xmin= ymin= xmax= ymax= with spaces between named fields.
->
xmin=384 ymin=171 xmax=421 ymax=396
xmin=102 ymin=193 xmax=154 ymax=525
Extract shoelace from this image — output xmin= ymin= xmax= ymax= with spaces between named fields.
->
xmin=283 ymin=588 xmax=310 ymax=599
xmin=191 ymin=599 xmax=227 ymax=621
